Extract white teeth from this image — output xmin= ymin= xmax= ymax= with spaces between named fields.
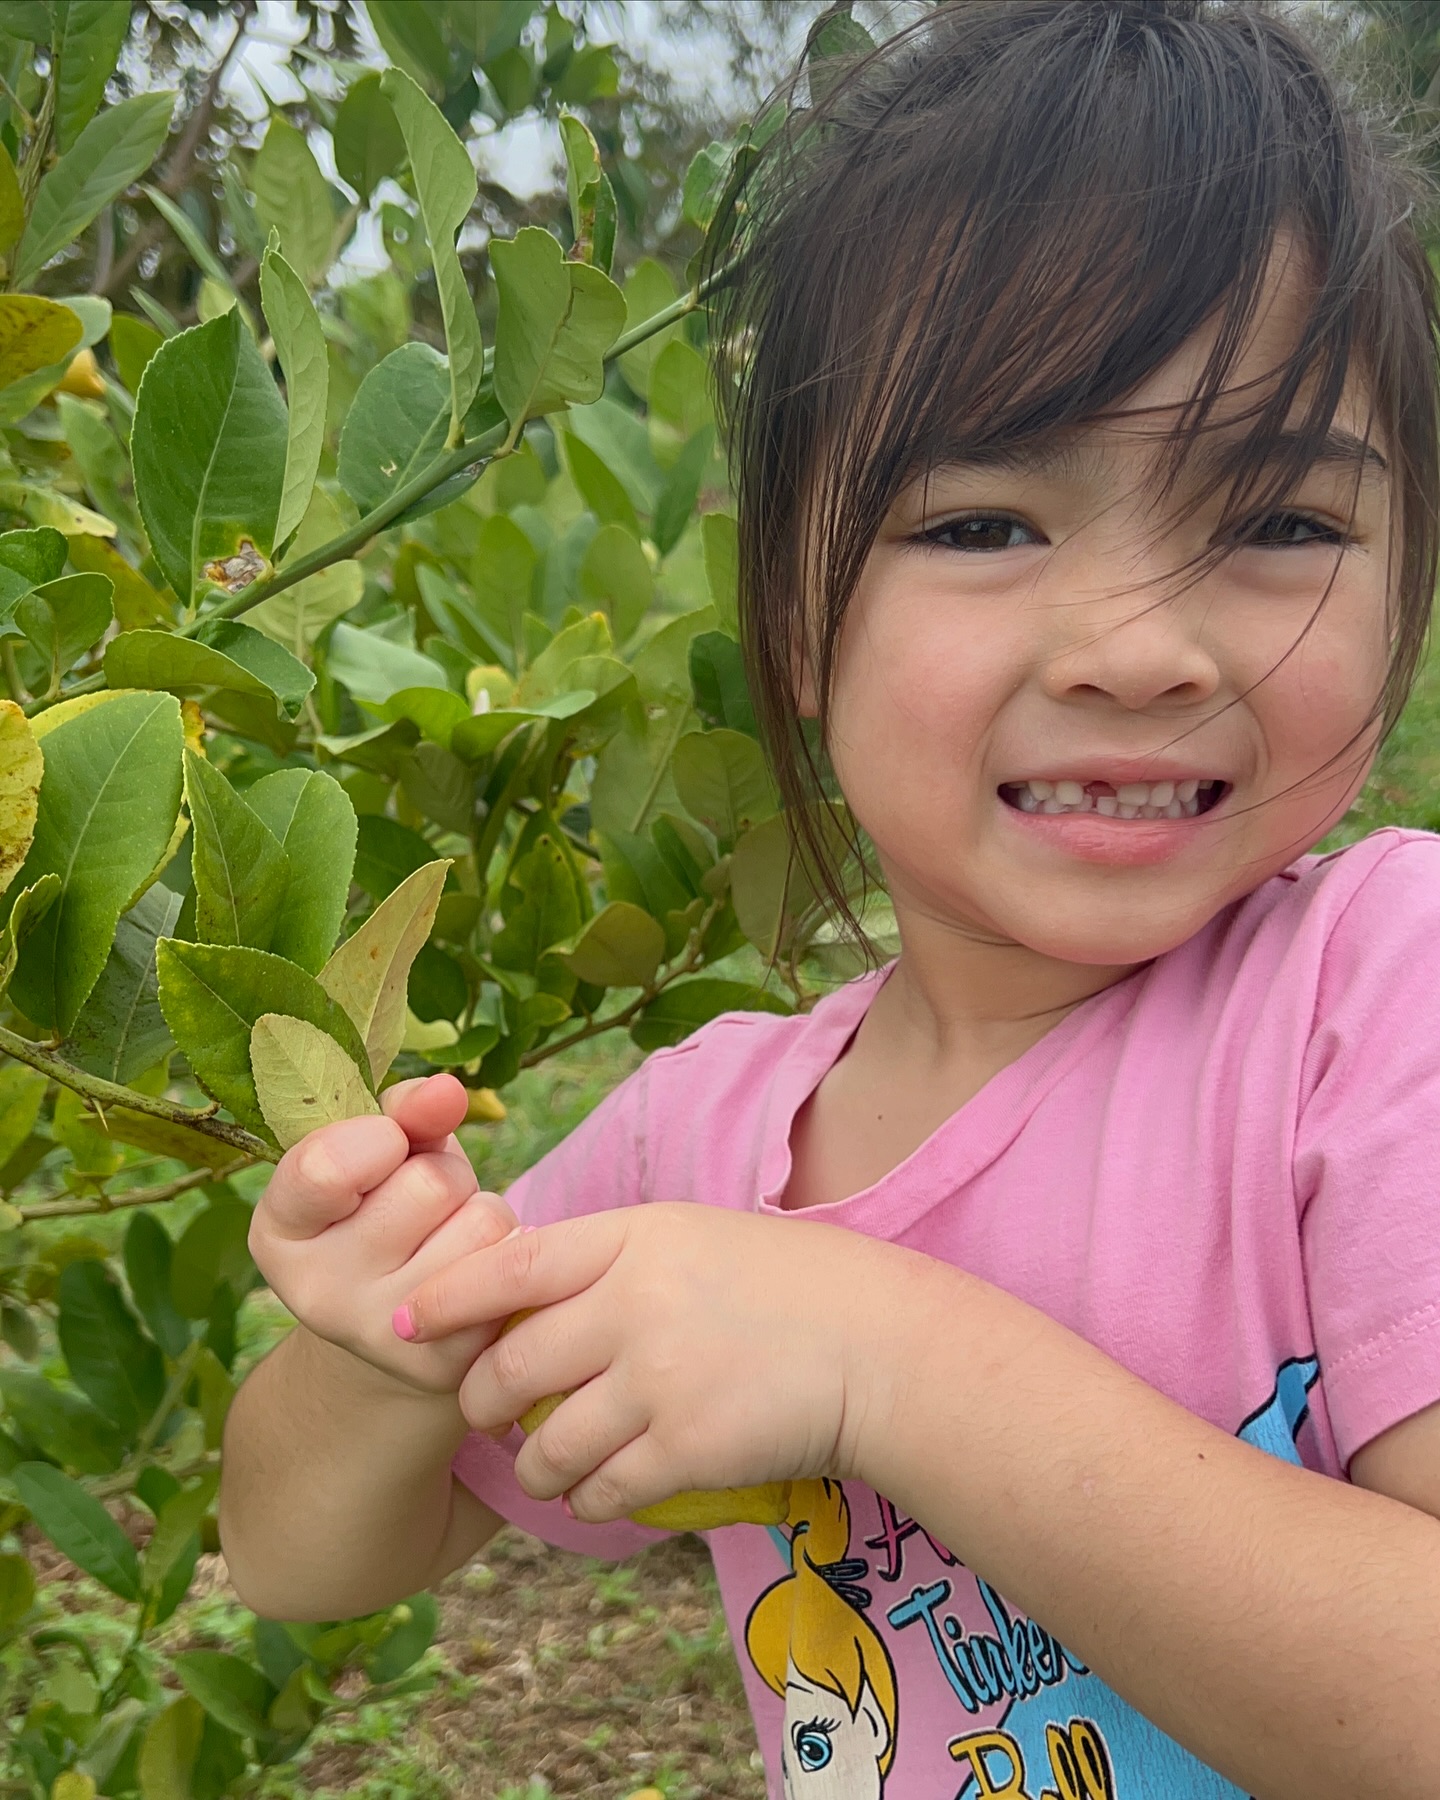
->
xmin=1006 ymin=776 xmax=1220 ymax=820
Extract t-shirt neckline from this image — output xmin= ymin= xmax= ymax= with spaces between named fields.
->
xmin=756 ymin=959 xmax=1147 ymax=1234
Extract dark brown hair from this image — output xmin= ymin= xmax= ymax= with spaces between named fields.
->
xmin=707 ymin=0 xmax=1440 ymax=937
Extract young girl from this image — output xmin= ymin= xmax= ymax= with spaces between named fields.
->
xmin=220 ymin=2 xmax=1440 ymax=1794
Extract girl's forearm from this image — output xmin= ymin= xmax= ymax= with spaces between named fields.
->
xmin=861 ymin=1266 xmax=1440 ymax=1800
xmin=220 ymin=1325 xmax=498 ymax=1621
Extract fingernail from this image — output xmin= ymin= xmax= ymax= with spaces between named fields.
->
xmin=391 ymin=1304 xmax=418 ymax=1342
xmin=561 ymin=1493 xmax=576 ymax=1521
xmin=521 ymin=1224 xmax=537 ymax=1235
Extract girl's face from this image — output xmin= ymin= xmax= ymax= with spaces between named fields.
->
xmin=821 ymin=271 xmax=1394 ymax=970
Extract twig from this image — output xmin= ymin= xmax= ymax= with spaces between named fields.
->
xmin=0 ymin=1024 xmax=275 ymax=1159
xmin=16 ymin=1157 xmax=251 ymax=1221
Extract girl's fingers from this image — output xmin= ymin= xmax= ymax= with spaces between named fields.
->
xmin=399 ymin=1212 xmax=625 ymax=1342
xmin=351 ymin=1150 xmax=486 ymax=1269
xmin=262 ymin=1114 xmax=410 ymax=1241
xmin=563 ymin=1432 xmax=675 ymax=1525
xmin=381 ymin=1072 xmax=470 ymax=1153
xmin=454 ymin=1294 xmax=615 ymax=1432
xmin=508 ymin=1375 xmax=647 ymax=1503
xmin=401 ymin=1188 xmax=519 ymax=1281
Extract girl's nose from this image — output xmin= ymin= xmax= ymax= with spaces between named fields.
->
xmin=1037 ymin=590 xmax=1222 ymax=714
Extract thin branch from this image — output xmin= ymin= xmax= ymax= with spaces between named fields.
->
xmin=17 ymin=1157 xmax=250 ymax=1221
xmin=0 ymin=1024 xmax=275 ymax=1160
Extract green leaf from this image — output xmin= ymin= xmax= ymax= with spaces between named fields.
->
xmin=53 ymin=1082 xmax=123 ymax=1180
xmin=247 ymin=768 xmax=357 ymax=974
xmin=469 ymin=512 xmax=536 ymax=665
xmin=248 ymin=487 xmax=364 ymax=652
xmin=0 ymin=873 xmax=59 ymax=995
xmin=701 ymin=511 xmax=739 ymax=635
xmin=0 ymin=1370 xmax=126 ymax=1472
xmin=559 ymin=113 xmax=615 ymax=272
xmin=56 ymin=393 xmax=142 ymax=542
xmin=137 ymin=1696 xmax=204 ymax=1800
xmin=172 ymin=1650 xmax=277 ymax=1743
xmin=319 ymin=859 xmax=449 ymax=1083
xmin=0 ymin=143 xmax=23 ymax=257
xmin=327 ymin=620 xmax=448 ymax=706
xmin=382 ymin=681 xmax=471 ymax=748
xmin=14 ymin=572 xmax=113 ymax=692
xmin=352 ymin=812 xmax=438 ymax=900
xmin=563 ymin=428 xmax=638 ymax=535
xmin=409 ymin=940 xmax=466 ymax=1021
xmin=251 ymin=1013 xmax=381 ymax=1150
xmin=689 ymin=631 xmax=757 ymax=737
xmin=57 ymin=1260 xmax=165 ymax=1440
xmin=0 ymin=700 xmax=42 ymax=896
xmin=131 ymin=310 xmax=288 ymax=607
xmin=156 ymin=939 xmax=372 ymax=1136
xmin=672 ymin=728 xmax=776 ymax=847
xmin=0 ymin=295 xmax=82 ymax=387
xmin=579 ymin=522 xmax=653 ymax=646
xmin=368 ymin=0 xmax=452 ymax=94
xmin=0 ymin=527 xmax=67 ymax=614
xmin=11 ymin=1462 xmax=141 ymax=1600
xmin=649 ymin=339 xmax=713 ymax=445
xmin=337 ymin=339 xmax=452 ymax=520
xmin=652 ymin=424 xmax=713 ymax=558
xmin=143 ymin=1470 xmax=219 ymax=1592
xmin=171 ymin=1200 xmax=254 ymax=1319
xmin=493 ymin=835 xmax=583 ymax=976
xmin=10 ymin=690 xmax=183 ymax=1033
xmin=630 ymin=976 xmax=791 ymax=1052
xmin=0 ymin=1550 xmax=35 ymax=1629
xmin=105 ymin=620 xmax=314 ymax=719
xmin=185 ymin=749 xmax=288 ymax=953
xmin=0 ymin=1061 xmax=45 ymax=1168
xmin=491 ymin=225 xmax=625 ymax=428
xmin=681 ymin=140 xmax=731 ymax=232
xmin=259 ymin=243 xmax=328 ymax=555
xmin=555 ymin=901 xmax=664 ymax=988
xmin=380 ymin=68 xmax=483 ymax=440
xmin=334 ymin=71 xmax=406 ymax=203
xmin=123 ymin=1210 xmax=191 ymax=1360
xmin=617 ymin=259 xmax=677 ymax=401
xmin=251 ymin=117 xmax=335 ymax=290
xmin=110 ymin=312 xmax=164 ymax=394
xmin=15 ymin=91 xmax=175 ymax=287
xmin=55 ymin=2 xmax=133 ymax=153
xmin=807 ymin=9 xmax=876 ymax=104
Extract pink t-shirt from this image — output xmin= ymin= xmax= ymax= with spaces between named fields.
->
xmin=454 ymin=828 xmax=1440 ymax=1799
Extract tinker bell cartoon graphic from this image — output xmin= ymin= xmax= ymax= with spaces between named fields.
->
xmin=745 ymin=1478 xmax=899 ymax=1799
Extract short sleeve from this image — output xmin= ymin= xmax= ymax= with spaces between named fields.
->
xmin=1296 ymin=834 xmax=1440 ymax=1466
xmin=451 ymin=1056 xmax=669 ymax=1557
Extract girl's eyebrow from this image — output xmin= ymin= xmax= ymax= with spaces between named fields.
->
xmin=922 ymin=426 xmax=1389 ymax=486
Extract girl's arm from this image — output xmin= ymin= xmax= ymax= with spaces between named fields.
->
xmin=400 ymin=1205 xmax=1440 ymax=1800
xmin=864 ymin=1262 xmax=1440 ymax=1800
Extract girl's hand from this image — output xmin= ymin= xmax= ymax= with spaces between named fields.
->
xmin=249 ymin=1073 xmax=518 ymax=1396
xmin=394 ymin=1204 xmax=924 ymax=1520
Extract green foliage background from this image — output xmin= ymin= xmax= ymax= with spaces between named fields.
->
xmin=0 ymin=4 xmax=885 ymax=1795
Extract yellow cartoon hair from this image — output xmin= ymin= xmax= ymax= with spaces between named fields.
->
xmin=745 ymin=1477 xmax=899 ymax=1775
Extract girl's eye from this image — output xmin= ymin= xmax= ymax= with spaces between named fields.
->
xmin=1240 ymin=510 xmax=1348 ymax=549
xmin=793 ymin=1722 xmax=836 ymax=1771
xmin=920 ymin=514 xmax=1040 ymax=552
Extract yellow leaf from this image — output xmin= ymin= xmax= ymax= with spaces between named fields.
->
xmin=319 ymin=861 xmax=450 ymax=1084
xmin=0 ymin=701 xmax=43 ymax=896
xmin=0 ymin=296 xmax=82 ymax=388
xmin=55 ymin=346 xmax=103 ymax=399
xmin=251 ymin=1012 xmax=379 ymax=1151
xmin=464 ymin=1086 xmax=506 ymax=1124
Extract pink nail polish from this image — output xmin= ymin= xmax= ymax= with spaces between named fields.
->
xmin=561 ymin=1493 xmax=576 ymax=1520
xmin=521 ymin=1224 xmax=537 ymax=1235
xmin=391 ymin=1304 xmax=418 ymax=1341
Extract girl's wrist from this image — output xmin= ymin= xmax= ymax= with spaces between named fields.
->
xmin=292 ymin=1324 xmax=471 ymax=1432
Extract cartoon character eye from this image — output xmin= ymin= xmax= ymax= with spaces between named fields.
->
xmin=793 ymin=1721 xmax=836 ymax=1772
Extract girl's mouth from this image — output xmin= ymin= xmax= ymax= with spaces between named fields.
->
xmin=998 ymin=777 xmax=1228 ymax=820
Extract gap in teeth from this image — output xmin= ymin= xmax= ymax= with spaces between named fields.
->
xmin=1007 ymin=777 xmax=1218 ymax=819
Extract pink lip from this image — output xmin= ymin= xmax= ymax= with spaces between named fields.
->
xmin=999 ymin=802 xmax=1215 ymax=867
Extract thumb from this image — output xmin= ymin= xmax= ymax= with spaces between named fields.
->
xmin=381 ymin=1072 xmax=470 ymax=1151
